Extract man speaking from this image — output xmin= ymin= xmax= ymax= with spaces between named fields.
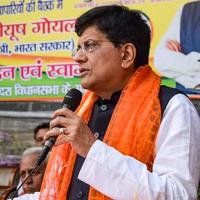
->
xmin=13 ymin=4 xmax=200 ymax=200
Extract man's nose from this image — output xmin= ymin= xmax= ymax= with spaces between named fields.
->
xmin=72 ymin=49 xmax=87 ymax=62
xmin=24 ymin=173 xmax=33 ymax=183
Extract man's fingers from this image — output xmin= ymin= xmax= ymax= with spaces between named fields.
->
xmin=55 ymin=135 xmax=70 ymax=146
xmin=43 ymin=128 xmax=60 ymax=141
xmin=51 ymin=108 xmax=74 ymax=119
xmin=49 ymin=115 xmax=72 ymax=129
xmin=166 ymin=40 xmax=181 ymax=52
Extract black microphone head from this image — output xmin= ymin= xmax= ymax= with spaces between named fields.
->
xmin=62 ymin=88 xmax=82 ymax=111
xmin=37 ymin=89 xmax=82 ymax=166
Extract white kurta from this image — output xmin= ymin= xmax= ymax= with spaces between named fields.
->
xmin=79 ymin=94 xmax=200 ymax=200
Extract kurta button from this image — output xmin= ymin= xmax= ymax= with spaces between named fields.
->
xmin=76 ymin=190 xmax=84 ymax=198
xmin=94 ymin=132 xmax=100 ymax=139
xmin=100 ymin=104 xmax=107 ymax=111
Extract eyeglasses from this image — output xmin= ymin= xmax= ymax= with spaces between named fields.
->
xmin=72 ymin=39 xmax=112 ymax=57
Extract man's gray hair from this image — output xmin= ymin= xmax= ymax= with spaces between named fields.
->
xmin=21 ymin=146 xmax=49 ymax=163
xmin=22 ymin=146 xmax=42 ymax=157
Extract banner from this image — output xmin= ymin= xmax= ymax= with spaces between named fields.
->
xmin=0 ymin=0 xmax=196 ymax=101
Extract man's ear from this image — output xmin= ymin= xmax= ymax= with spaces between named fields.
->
xmin=121 ymin=43 xmax=136 ymax=69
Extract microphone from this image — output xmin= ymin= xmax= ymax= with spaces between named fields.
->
xmin=36 ymin=88 xmax=82 ymax=166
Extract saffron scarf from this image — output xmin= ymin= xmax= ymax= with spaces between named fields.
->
xmin=40 ymin=66 xmax=161 ymax=200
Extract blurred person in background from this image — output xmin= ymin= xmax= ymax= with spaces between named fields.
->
xmin=33 ymin=123 xmax=49 ymax=146
xmin=18 ymin=147 xmax=48 ymax=195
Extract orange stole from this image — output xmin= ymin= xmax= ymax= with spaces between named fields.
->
xmin=40 ymin=66 xmax=161 ymax=200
